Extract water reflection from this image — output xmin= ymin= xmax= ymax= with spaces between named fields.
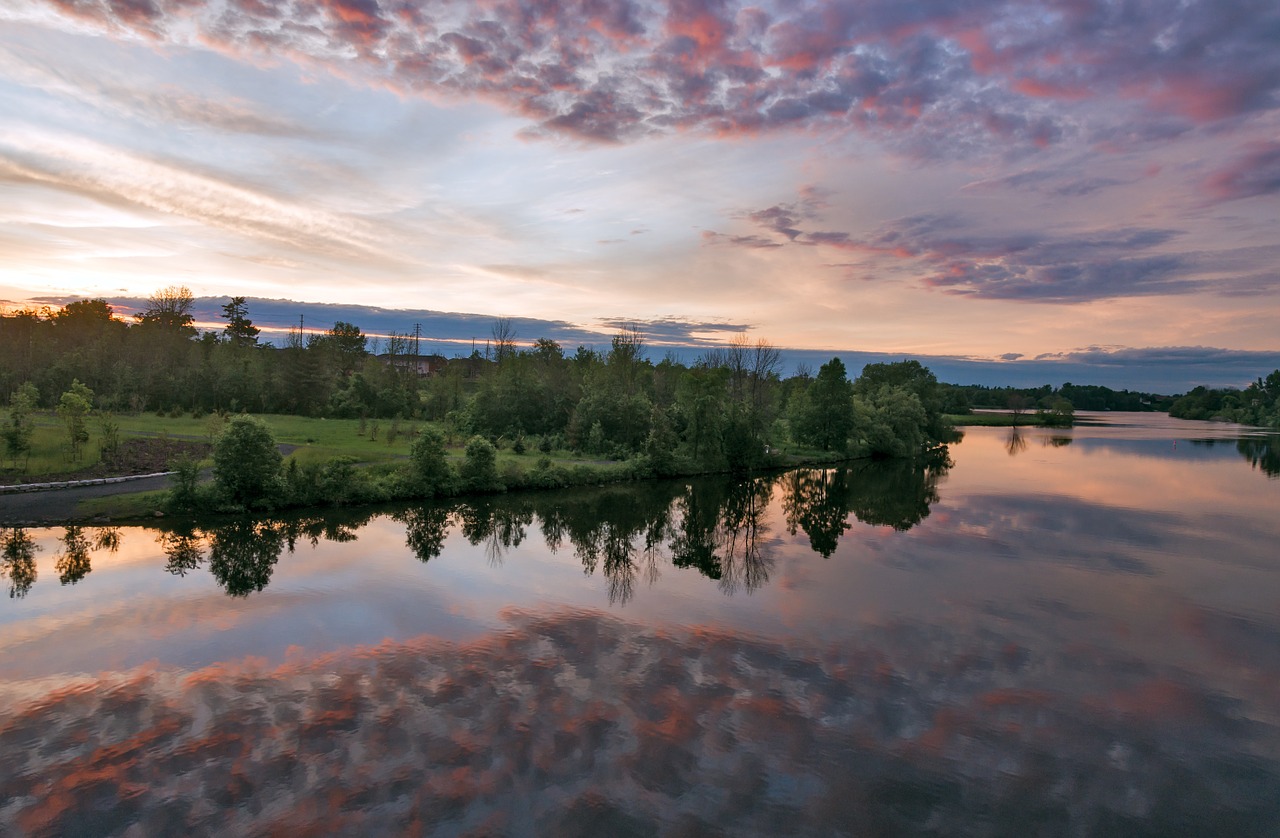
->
xmin=3 ymin=607 xmax=1275 ymax=836
xmin=1238 ymin=436 xmax=1279 ymax=477
xmin=1005 ymin=426 xmax=1027 ymax=456
xmin=3 ymin=418 xmax=1280 ymax=836
xmin=54 ymin=525 xmax=93 ymax=586
xmin=1 ymin=527 xmax=38 ymax=598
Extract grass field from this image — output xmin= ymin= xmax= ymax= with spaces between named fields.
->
xmin=2 ymin=409 xmax=633 ymax=484
xmin=0 ymin=410 xmax=424 ymax=480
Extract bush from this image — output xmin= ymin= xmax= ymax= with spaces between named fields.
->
xmin=407 ymin=429 xmax=453 ymax=497
xmin=460 ymin=435 xmax=501 ymax=492
xmin=213 ymin=416 xmax=283 ymax=506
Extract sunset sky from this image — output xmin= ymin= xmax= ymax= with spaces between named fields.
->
xmin=1 ymin=0 xmax=1278 ymax=387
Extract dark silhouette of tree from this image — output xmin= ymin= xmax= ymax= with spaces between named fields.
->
xmin=2 ymin=528 xmax=39 ymax=599
xmin=221 ymin=296 xmax=260 ymax=347
xmin=159 ymin=529 xmax=206 ymax=576
xmin=397 ymin=505 xmax=452 ymax=563
xmin=208 ymin=519 xmax=285 ymax=596
xmin=54 ymin=525 xmax=92 ymax=585
xmin=781 ymin=469 xmax=853 ymax=558
xmin=846 ymin=455 xmax=951 ymax=531
xmin=136 ymin=285 xmax=197 ymax=336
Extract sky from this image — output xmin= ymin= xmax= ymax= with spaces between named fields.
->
xmin=1 ymin=0 xmax=1278 ymax=390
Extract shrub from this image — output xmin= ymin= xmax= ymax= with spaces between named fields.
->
xmin=407 ymin=429 xmax=453 ymax=497
xmin=213 ymin=416 xmax=283 ymax=506
xmin=459 ymin=435 xmax=501 ymax=492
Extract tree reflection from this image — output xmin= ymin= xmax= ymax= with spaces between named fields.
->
xmin=457 ymin=499 xmax=534 ymax=566
xmin=846 ymin=455 xmax=950 ymax=532
xmin=782 ymin=469 xmax=853 ymax=558
xmin=207 ymin=519 xmax=285 ymax=597
xmin=669 ymin=483 xmax=724 ymax=579
xmin=1005 ymin=426 xmax=1027 ymax=456
xmin=93 ymin=526 xmax=122 ymax=553
xmin=782 ymin=456 xmax=951 ymax=550
xmin=54 ymin=525 xmax=92 ymax=585
xmin=396 ymin=505 xmax=452 ymax=563
xmin=1 ymin=527 xmax=39 ymax=599
xmin=159 ymin=529 xmax=206 ymax=576
xmin=1238 ymin=436 xmax=1279 ymax=477
xmin=716 ymin=477 xmax=774 ymax=595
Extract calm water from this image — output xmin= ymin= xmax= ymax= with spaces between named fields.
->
xmin=1 ymin=413 xmax=1278 ymax=836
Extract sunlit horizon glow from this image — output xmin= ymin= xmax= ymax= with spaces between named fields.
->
xmin=1 ymin=0 xmax=1278 ymax=385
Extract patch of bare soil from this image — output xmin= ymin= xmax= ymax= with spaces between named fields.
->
xmin=0 ymin=438 xmax=210 ymax=486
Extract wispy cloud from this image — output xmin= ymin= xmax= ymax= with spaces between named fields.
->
xmin=0 ymin=131 xmax=395 ymax=262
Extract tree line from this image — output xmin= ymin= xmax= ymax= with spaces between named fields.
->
xmin=3 ymin=291 xmax=958 ymax=487
xmin=1168 ymin=373 xmax=1280 ymax=427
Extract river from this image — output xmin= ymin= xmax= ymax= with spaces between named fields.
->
xmin=1 ymin=413 xmax=1278 ymax=835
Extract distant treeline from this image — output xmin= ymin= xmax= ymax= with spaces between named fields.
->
xmin=1167 ymin=373 xmax=1280 ymax=427
xmin=937 ymin=382 xmax=1176 ymax=413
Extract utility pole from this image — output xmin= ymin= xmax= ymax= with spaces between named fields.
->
xmin=413 ymin=323 xmax=422 ymax=356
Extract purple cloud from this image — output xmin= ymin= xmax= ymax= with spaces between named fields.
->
xmin=1203 ymin=141 xmax=1280 ymax=203
xmin=22 ymin=0 xmax=1280 ymax=155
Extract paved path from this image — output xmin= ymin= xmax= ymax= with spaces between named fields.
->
xmin=0 ymin=473 xmax=176 ymax=525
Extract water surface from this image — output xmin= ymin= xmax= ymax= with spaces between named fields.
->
xmin=2 ymin=413 xmax=1278 ymax=835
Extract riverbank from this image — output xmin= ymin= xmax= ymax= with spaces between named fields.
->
xmin=1 ymin=446 xmax=873 ymax=527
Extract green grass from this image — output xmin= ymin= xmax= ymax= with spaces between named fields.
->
xmin=1 ymin=410 xmax=430 ymax=479
xmin=946 ymin=412 xmax=1060 ymax=427
xmin=75 ymin=490 xmax=170 ymax=521
xmin=0 ymin=418 xmax=99 ymax=477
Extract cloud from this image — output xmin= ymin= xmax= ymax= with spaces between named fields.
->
xmin=712 ymin=196 xmax=1280 ymax=302
xmin=1202 ymin=141 xmax=1280 ymax=203
xmin=594 ymin=315 xmax=751 ymax=345
xmin=0 ymin=132 xmax=394 ymax=262
xmin=13 ymin=0 xmax=1279 ymax=156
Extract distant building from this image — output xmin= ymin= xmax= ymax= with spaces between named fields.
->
xmin=376 ymin=353 xmax=447 ymax=377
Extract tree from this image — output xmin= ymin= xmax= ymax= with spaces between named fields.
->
xmin=408 ymin=429 xmax=453 ymax=496
xmin=3 ymin=382 xmax=38 ymax=469
xmin=853 ymin=359 xmax=949 ymax=443
xmin=791 ymin=358 xmax=854 ymax=451
xmin=221 ymin=296 xmax=260 ymax=347
xmin=459 ymin=435 xmax=500 ymax=491
xmin=213 ymin=416 xmax=283 ymax=505
xmin=136 ymin=285 xmax=197 ymax=336
xmin=56 ymin=379 xmax=94 ymax=461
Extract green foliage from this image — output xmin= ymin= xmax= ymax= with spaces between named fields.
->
xmin=3 ymin=382 xmax=38 ymax=469
xmin=853 ymin=359 xmax=951 ymax=444
xmin=1037 ymin=397 xmax=1075 ymax=427
xmin=168 ymin=455 xmax=203 ymax=512
xmin=97 ymin=414 xmax=121 ymax=460
xmin=643 ymin=407 xmax=680 ymax=476
xmin=221 ymin=296 xmax=259 ymax=347
xmin=460 ymin=435 xmax=501 ymax=492
xmin=213 ymin=416 xmax=283 ymax=506
xmin=1169 ymin=373 xmax=1280 ymax=428
xmin=790 ymin=358 xmax=854 ymax=451
xmin=407 ymin=429 xmax=453 ymax=497
xmin=56 ymin=379 xmax=94 ymax=461
xmin=851 ymin=385 xmax=928 ymax=459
